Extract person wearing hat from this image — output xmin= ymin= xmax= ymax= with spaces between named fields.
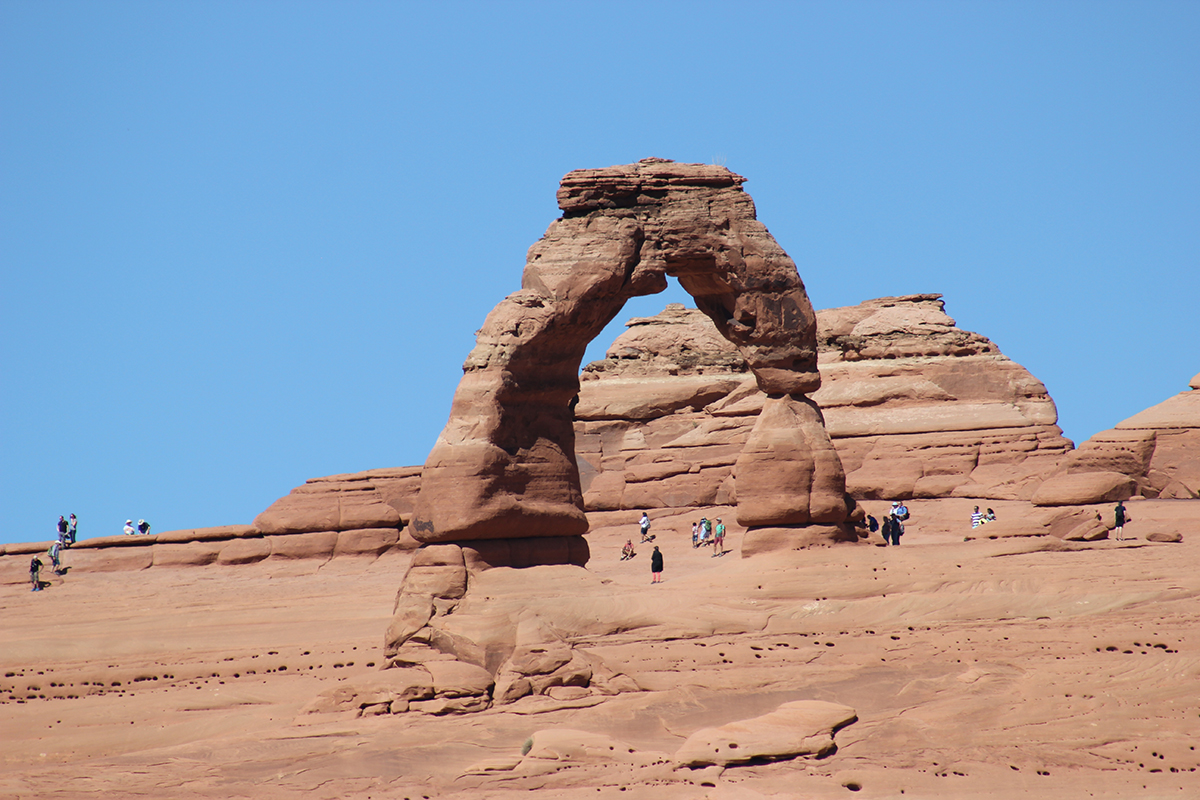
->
xmin=888 ymin=501 xmax=909 ymax=545
xmin=123 ymin=520 xmax=136 ymax=536
xmin=137 ymin=519 xmax=151 ymax=535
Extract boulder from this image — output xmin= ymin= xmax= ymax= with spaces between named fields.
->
xmin=1032 ymin=472 xmax=1137 ymax=506
xmin=675 ymin=700 xmax=857 ymax=767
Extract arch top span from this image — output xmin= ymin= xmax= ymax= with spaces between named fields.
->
xmin=410 ymin=159 xmax=852 ymax=552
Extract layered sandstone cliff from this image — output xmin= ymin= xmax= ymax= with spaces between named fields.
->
xmin=1033 ymin=371 xmax=1200 ymax=505
xmin=576 ymin=294 xmax=1073 ymax=511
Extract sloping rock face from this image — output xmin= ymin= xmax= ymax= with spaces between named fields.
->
xmin=409 ymin=159 xmax=852 ymax=557
xmin=1034 ymin=372 xmax=1200 ymax=505
xmin=253 ymin=467 xmax=420 ymax=534
xmin=577 ymin=295 xmax=1073 ymax=510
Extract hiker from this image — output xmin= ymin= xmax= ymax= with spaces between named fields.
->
xmin=137 ymin=519 xmax=151 ymax=536
xmin=67 ymin=513 xmax=78 ymax=545
xmin=1113 ymin=502 xmax=1130 ymax=540
xmin=57 ymin=515 xmax=68 ymax=543
xmin=621 ymin=540 xmax=636 ymax=561
xmin=691 ymin=522 xmax=699 ymax=548
xmin=48 ymin=540 xmax=63 ymax=573
xmin=700 ymin=517 xmax=712 ymax=545
xmin=983 ymin=508 xmax=996 ymax=524
xmin=866 ymin=514 xmax=879 ymax=533
xmin=639 ymin=512 xmax=654 ymax=543
xmin=971 ymin=506 xmax=983 ymax=528
xmin=888 ymin=501 xmax=908 ymax=546
xmin=30 ymin=557 xmax=43 ymax=591
xmin=650 ymin=546 xmax=663 ymax=584
xmin=712 ymin=518 xmax=726 ymax=556
xmin=124 ymin=520 xmax=136 ymax=536
xmin=881 ymin=515 xmax=894 ymax=546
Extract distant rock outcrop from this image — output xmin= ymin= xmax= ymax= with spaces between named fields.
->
xmin=577 ymin=295 xmax=1073 ymax=512
xmin=1034 ymin=372 xmax=1200 ymax=505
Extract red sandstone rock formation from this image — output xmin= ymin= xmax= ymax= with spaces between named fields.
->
xmin=1034 ymin=371 xmax=1200 ymax=505
xmin=409 ymin=159 xmax=851 ymax=557
xmin=576 ymin=295 xmax=1073 ymax=513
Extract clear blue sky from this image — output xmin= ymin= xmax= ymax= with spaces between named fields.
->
xmin=2 ymin=2 xmax=1197 ymax=545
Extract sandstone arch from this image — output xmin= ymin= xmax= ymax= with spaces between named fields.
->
xmin=410 ymin=159 xmax=853 ymax=563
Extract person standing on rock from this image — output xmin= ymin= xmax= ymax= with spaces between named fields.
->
xmin=57 ymin=515 xmax=68 ymax=543
xmin=639 ymin=512 xmax=652 ymax=543
xmin=48 ymin=540 xmax=63 ymax=573
xmin=67 ymin=513 xmax=78 ymax=546
xmin=30 ymin=557 xmax=43 ymax=591
xmin=712 ymin=518 xmax=726 ymax=556
xmin=1113 ymin=502 xmax=1129 ymax=540
xmin=650 ymin=546 xmax=663 ymax=583
xmin=889 ymin=502 xmax=908 ymax=545
xmin=691 ymin=521 xmax=699 ymax=548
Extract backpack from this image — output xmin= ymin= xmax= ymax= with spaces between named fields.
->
xmin=897 ymin=506 xmax=910 ymax=521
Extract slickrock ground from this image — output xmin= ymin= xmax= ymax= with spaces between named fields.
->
xmin=3 ymin=499 xmax=1197 ymax=799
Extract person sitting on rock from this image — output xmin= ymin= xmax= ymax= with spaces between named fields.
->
xmin=137 ymin=519 xmax=151 ymax=535
xmin=983 ymin=508 xmax=996 ymax=524
xmin=621 ymin=540 xmax=636 ymax=561
xmin=124 ymin=520 xmax=136 ymax=536
xmin=971 ymin=506 xmax=983 ymax=528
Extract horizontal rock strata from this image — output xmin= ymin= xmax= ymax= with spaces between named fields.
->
xmin=577 ymin=295 xmax=1073 ymax=511
xmin=1035 ymin=371 xmax=1200 ymax=505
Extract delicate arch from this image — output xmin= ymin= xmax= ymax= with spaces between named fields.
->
xmin=410 ymin=160 xmax=850 ymax=556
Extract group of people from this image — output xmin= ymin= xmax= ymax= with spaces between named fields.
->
xmin=622 ymin=512 xmax=731 ymax=583
xmin=862 ymin=501 xmax=911 ymax=545
xmin=628 ymin=514 xmax=664 ymax=582
xmin=691 ymin=517 xmax=726 ymax=555
xmin=31 ymin=514 xmax=152 ymax=592
xmin=970 ymin=506 xmax=997 ymax=528
xmin=33 ymin=514 xmax=79 ymax=591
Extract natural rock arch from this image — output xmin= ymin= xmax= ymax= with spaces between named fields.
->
xmin=409 ymin=159 xmax=854 ymax=564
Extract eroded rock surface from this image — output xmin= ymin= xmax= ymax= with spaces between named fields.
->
xmin=1035 ymin=372 xmax=1200 ymax=505
xmin=577 ymin=295 xmax=1073 ymax=513
xmin=410 ymin=159 xmax=850 ymax=555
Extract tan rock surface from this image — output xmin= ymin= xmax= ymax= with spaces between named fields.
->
xmin=411 ymin=159 xmax=846 ymax=550
xmin=578 ymin=295 xmax=1072 ymax=514
xmin=3 ymin=498 xmax=1198 ymax=798
xmin=1044 ymin=374 xmax=1200 ymax=502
